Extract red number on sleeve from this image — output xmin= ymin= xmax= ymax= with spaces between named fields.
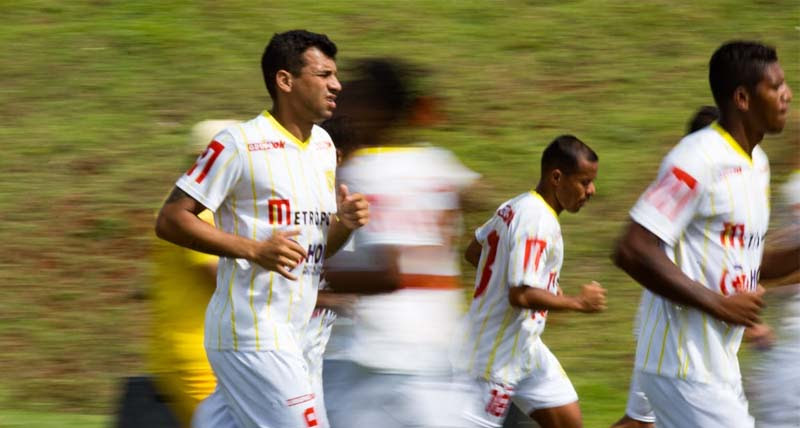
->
xmin=186 ymin=140 xmax=225 ymax=184
xmin=473 ymin=230 xmax=500 ymax=298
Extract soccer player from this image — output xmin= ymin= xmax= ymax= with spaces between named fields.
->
xmin=322 ymin=58 xmax=479 ymax=428
xmin=611 ymin=105 xmax=720 ymax=428
xmin=154 ymin=30 xmax=369 ymax=428
xmin=613 ymin=41 xmax=792 ymax=428
xmin=460 ymin=135 xmax=607 ymax=428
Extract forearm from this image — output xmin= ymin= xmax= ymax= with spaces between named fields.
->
xmin=760 ymin=245 xmax=800 ymax=281
xmin=509 ymin=286 xmax=583 ymax=311
xmin=325 ymin=217 xmax=353 ymax=258
xmin=156 ymin=200 xmax=256 ymax=261
xmin=613 ymin=222 xmax=720 ymax=313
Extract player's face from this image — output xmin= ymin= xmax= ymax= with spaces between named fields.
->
xmin=292 ymin=47 xmax=341 ymax=122
xmin=556 ymin=157 xmax=598 ymax=213
xmin=752 ymin=62 xmax=792 ymax=134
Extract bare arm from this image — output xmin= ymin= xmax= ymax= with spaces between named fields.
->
xmin=613 ymin=220 xmax=763 ymax=326
xmin=325 ymin=184 xmax=370 ymax=258
xmin=508 ymin=282 xmax=606 ymax=312
xmin=464 ymin=237 xmax=482 ymax=268
xmin=155 ymin=186 xmax=306 ymax=279
xmin=760 ymin=244 xmax=800 ymax=281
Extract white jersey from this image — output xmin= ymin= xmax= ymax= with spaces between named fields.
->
xmin=462 ymin=191 xmax=563 ymax=385
xmin=176 ymin=111 xmax=338 ymax=352
xmin=630 ymin=123 xmax=770 ymax=385
xmin=329 ymin=146 xmax=478 ymax=373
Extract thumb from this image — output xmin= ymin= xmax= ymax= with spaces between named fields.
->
xmin=338 ymin=184 xmax=349 ymax=202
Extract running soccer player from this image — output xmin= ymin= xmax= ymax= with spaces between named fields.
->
xmin=155 ymin=30 xmax=368 ymax=428
xmin=613 ymin=41 xmax=792 ymax=428
xmin=322 ymin=58 xmax=479 ymax=428
xmin=611 ymin=105 xmax=719 ymax=428
xmin=460 ymin=135 xmax=607 ymax=428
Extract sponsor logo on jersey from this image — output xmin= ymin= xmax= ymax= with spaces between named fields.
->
xmin=267 ymin=198 xmax=335 ymax=226
xmin=497 ymin=204 xmax=514 ymax=226
xmin=248 ymin=141 xmax=286 ymax=151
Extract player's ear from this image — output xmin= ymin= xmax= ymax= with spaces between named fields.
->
xmin=733 ymin=85 xmax=750 ymax=112
xmin=276 ymin=70 xmax=293 ymax=93
xmin=551 ymin=169 xmax=562 ymax=186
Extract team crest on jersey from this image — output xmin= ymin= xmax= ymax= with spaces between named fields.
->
xmin=325 ymin=170 xmax=335 ymax=191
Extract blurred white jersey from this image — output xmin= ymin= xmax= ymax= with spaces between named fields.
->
xmin=331 ymin=146 xmax=478 ymax=373
xmin=176 ymin=111 xmax=338 ymax=352
xmin=462 ymin=191 xmax=563 ymax=385
xmin=630 ymin=123 xmax=770 ymax=386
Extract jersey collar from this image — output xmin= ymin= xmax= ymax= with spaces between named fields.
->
xmin=711 ymin=122 xmax=752 ymax=166
xmin=261 ymin=111 xmax=311 ymax=149
xmin=351 ymin=146 xmax=418 ymax=156
xmin=530 ymin=190 xmax=559 ymax=221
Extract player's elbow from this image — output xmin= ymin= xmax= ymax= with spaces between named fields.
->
xmin=612 ymin=229 xmax=638 ymax=274
xmin=154 ymin=207 xmax=176 ymax=242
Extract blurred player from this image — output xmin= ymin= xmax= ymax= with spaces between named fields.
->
xmin=148 ymin=120 xmax=236 ymax=427
xmin=747 ymin=169 xmax=800 ymax=428
xmin=613 ymin=41 xmax=792 ymax=428
xmin=155 ymin=30 xmax=369 ymax=428
xmin=460 ymin=135 xmax=607 ymax=428
xmin=322 ymin=58 xmax=479 ymax=428
xmin=610 ymin=106 xmax=720 ymax=428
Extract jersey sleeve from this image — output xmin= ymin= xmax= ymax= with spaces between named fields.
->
xmin=506 ymin=211 xmax=552 ymax=289
xmin=629 ymin=145 xmax=709 ymax=246
xmin=175 ymin=129 xmax=243 ymax=212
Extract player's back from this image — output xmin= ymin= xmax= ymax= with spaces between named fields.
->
xmin=461 ymin=191 xmax=563 ymax=384
xmin=334 ymin=145 xmax=477 ymax=374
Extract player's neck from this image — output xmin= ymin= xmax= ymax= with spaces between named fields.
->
xmin=534 ymin=184 xmax=562 ymax=215
xmin=269 ymin=106 xmax=314 ymax=142
xmin=718 ymin=115 xmax=763 ymax=157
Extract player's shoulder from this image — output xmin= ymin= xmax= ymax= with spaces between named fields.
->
xmin=310 ymin=124 xmax=335 ymax=150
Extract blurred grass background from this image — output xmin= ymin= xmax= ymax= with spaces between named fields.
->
xmin=0 ymin=1 xmax=797 ymax=426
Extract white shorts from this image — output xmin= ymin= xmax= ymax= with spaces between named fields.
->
xmin=624 ymin=368 xmax=654 ymax=423
xmin=327 ymin=362 xmax=465 ymax=428
xmin=193 ymin=349 xmax=322 ymax=428
xmin=462 ymin=343 xmax=578 ymax=428
xmin=638 ymin=371 xmax=753 ymax=428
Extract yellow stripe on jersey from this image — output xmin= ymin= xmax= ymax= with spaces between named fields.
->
xmin=199 ymin=143 xmax=241 ymax=194
xmin=507 ymin=327 xmax=523 ymax=381
xmin=282 ymin=148 xmax=299 ymax=323
xmin=255 ymin=119 xmax=280 ymax=350
xmin=242 ymin=126 xmax=262 ymax=351
xmin=351 ymin=146 xmax=421 ymax=156
xmin=656 ymin=318 xmax=671 ymax=374
xmin=484 ymin=306 xmax=516 ymax=380
xmin=643 ymin=304 xmax=663 ymax=370
xmin=262 ymin=111 xmax=311 ymax=149
xmin=711 ymin=122 xmax=752 ymax=165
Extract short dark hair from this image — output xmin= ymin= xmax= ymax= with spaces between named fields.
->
xmin=709 ymin=41 xmax=777 ymax=109
xmin=541 ymin=135 xmax=598 ymax=176
xmin=261 ymin=30 xmax=337 ymax=100
xmin=338 ymin=58 xmax=416 ymax=122
xmin=687 ymin=105 xmax=720 ymax=134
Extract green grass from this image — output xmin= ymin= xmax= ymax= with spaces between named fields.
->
xmin=1 ymin=0 xmax=798 ymax=426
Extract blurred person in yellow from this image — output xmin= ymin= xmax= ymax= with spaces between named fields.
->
xmin=147 ymin=120 xmax=237 ymax=427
